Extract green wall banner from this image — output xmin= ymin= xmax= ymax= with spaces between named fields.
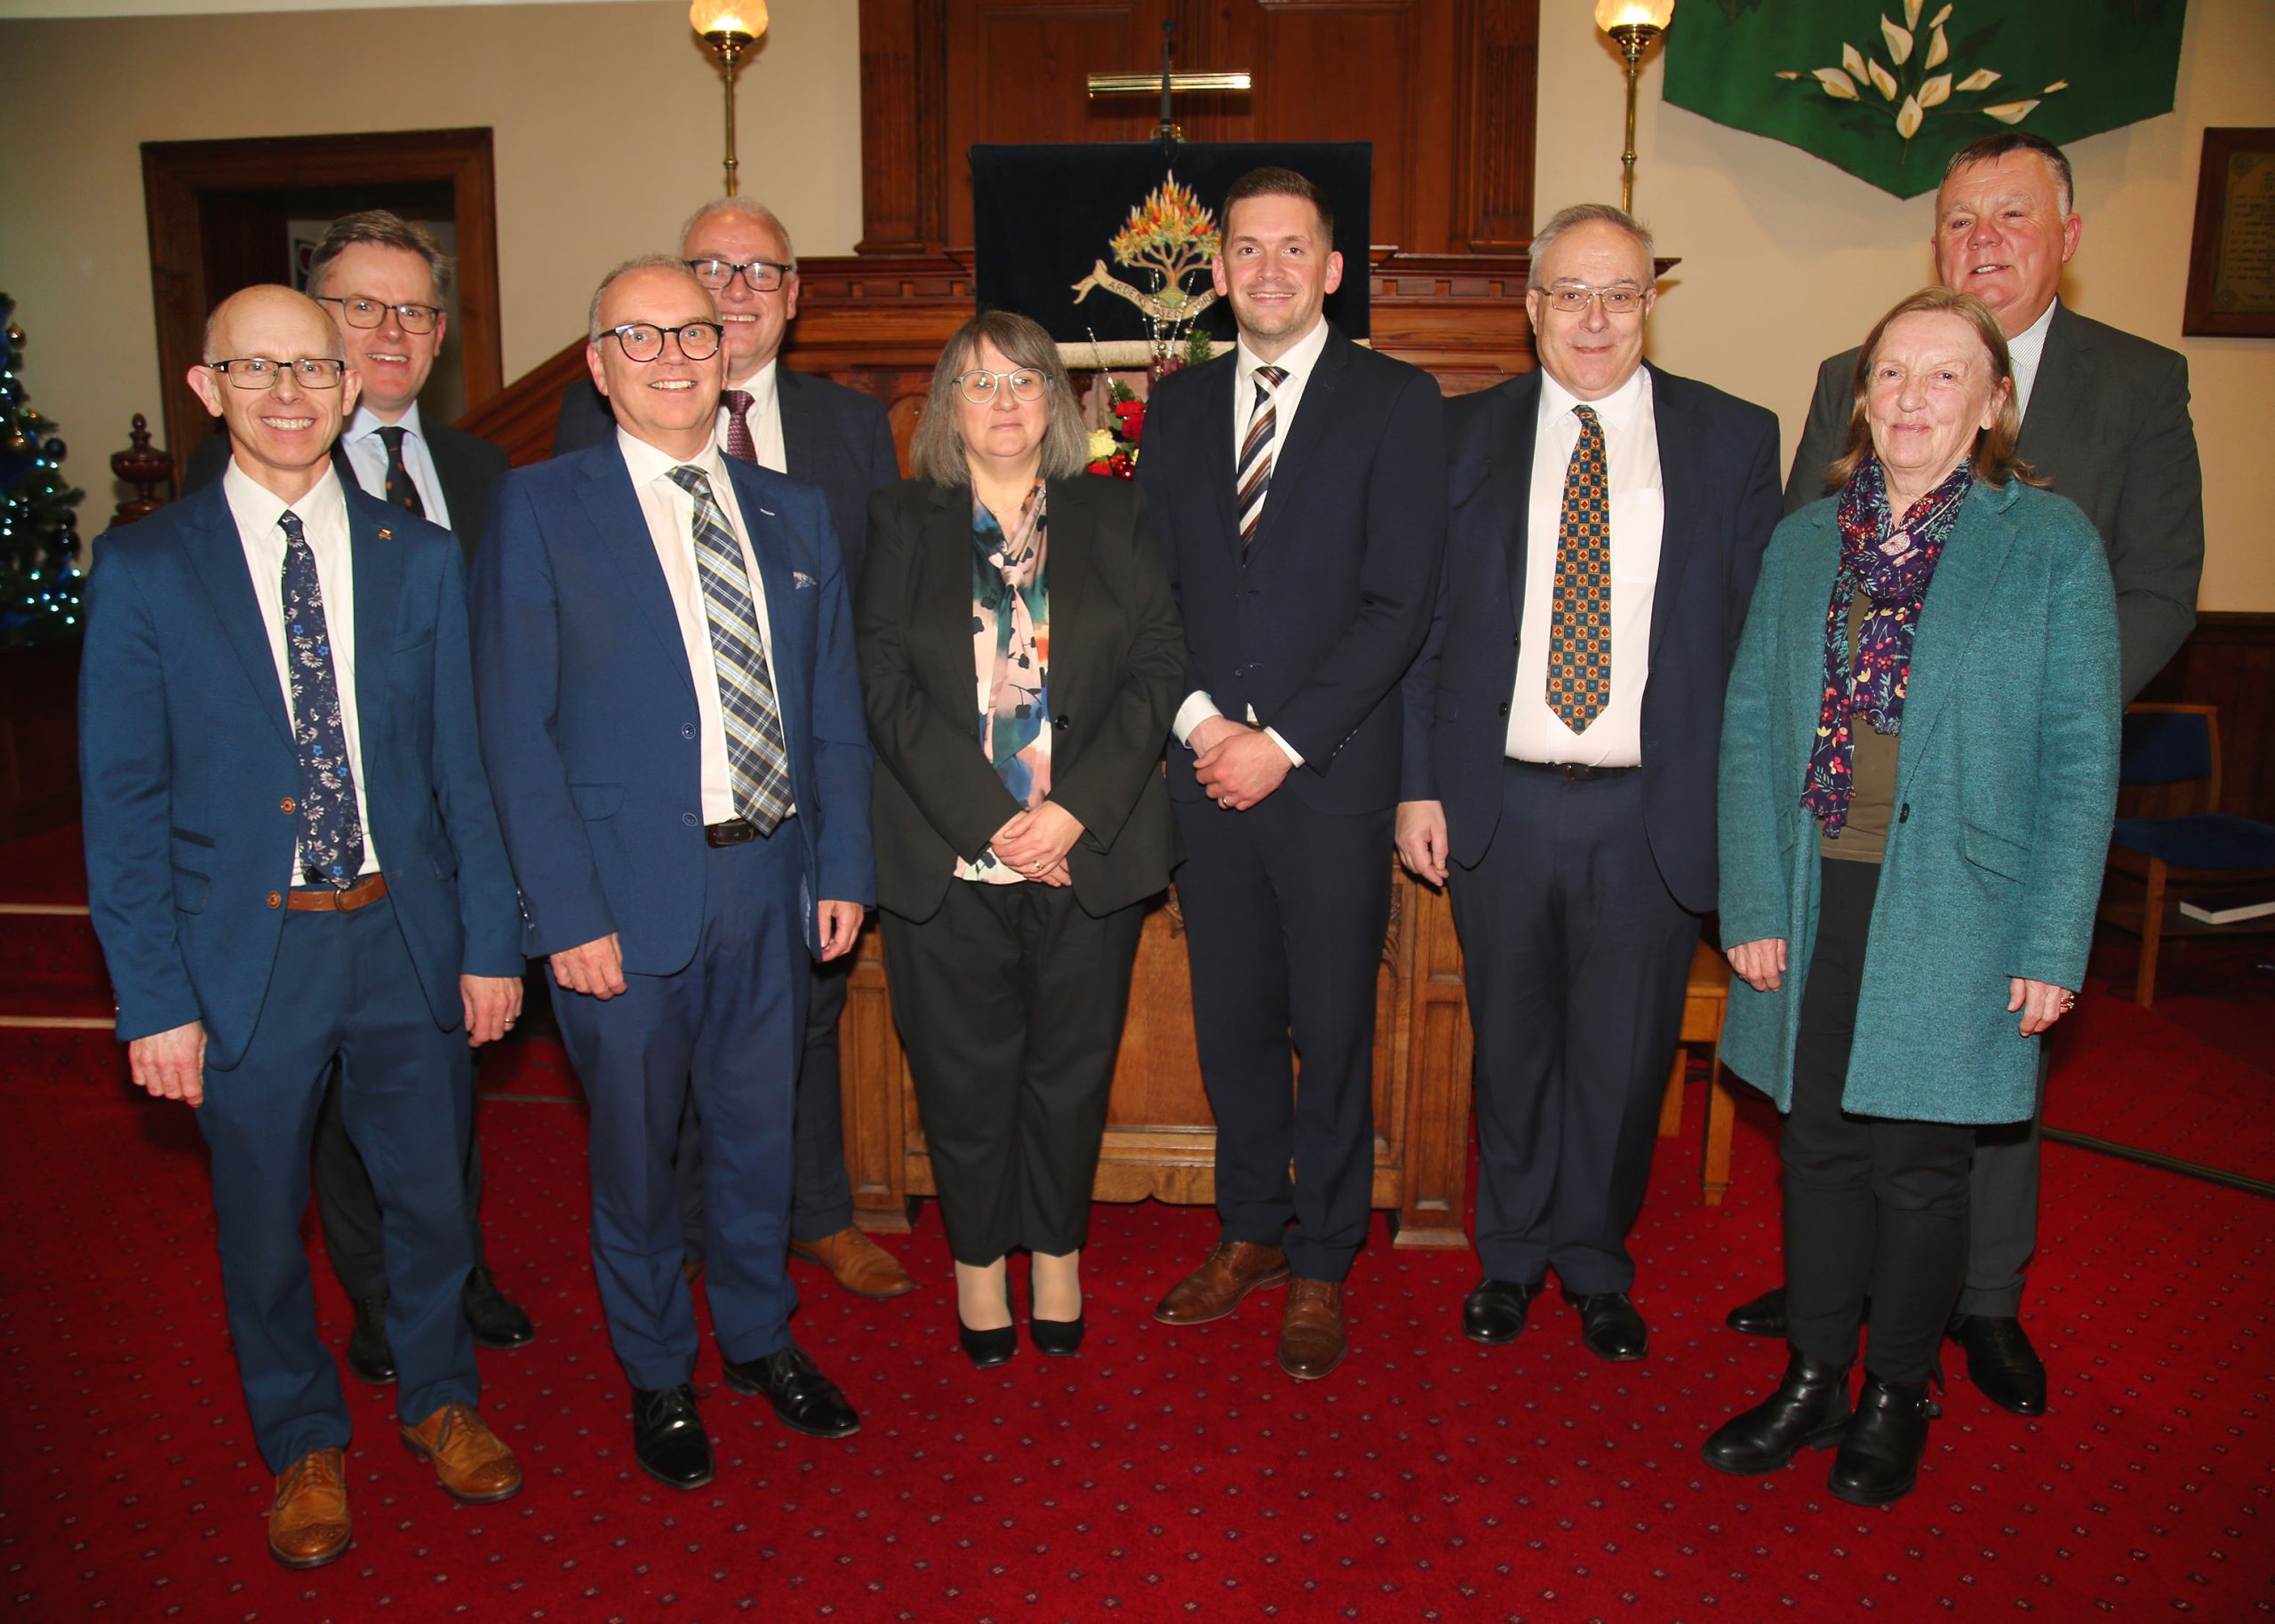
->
xmin=1662 ymin=0 xmax=2189 ymax=198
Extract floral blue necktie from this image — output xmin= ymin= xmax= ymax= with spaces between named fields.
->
xmin=279 ymin=510 xmax=364 ymax=887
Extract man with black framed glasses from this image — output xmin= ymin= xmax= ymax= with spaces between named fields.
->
xmin=555 ymin=198 xmax=909 ymax=1306
xmin=475 ymin=255 xmax=876 ymax=1491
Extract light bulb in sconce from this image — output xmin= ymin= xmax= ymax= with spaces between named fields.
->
xmin=1594 ymin=0 xmax=1675 ymax=31
xmin=690 ymin=0 xmax=766 ymax=43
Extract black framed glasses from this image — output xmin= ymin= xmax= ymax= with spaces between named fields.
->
xmin=955 ymin=368 xmax=1048 ymax=407
xmin=316 ymin=295 xmax=443 ymax=334
xmin=686 ymin=257 xmax=792 ymax=295
xmin=600 ymin=321 xmax=724 ymax=362
xmin=203 ymin=356 xmax=350 ymax=390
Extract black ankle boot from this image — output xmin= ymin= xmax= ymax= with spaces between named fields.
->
xmin=1827 ymin=1372 xmax=1940 ymax=1507
xmin=1701 ymin=1350 xmax=1852 ymax=1475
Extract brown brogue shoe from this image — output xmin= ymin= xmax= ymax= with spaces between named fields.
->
xmin=401 ymin=1402 xmax=523 ymax=1503
xmin=790 ymin=1227 xmax=916 ymax=1299
xmin=1277 ymin=1279 xmax=1348 ymax=1381
xmin=1153 ymin=1241 xmax=1291 ymax=1325
xmin=267 ymin=1446 xmax=350 ymax=1570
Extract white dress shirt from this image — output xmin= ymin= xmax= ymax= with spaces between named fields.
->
xmin=1505 ymin=364 xmax=1664 ymax=768
xmin=2006 ymin=300 xmax=2055 ymax=425
xmin=221 ymin=458 xmax=381 ymax=882
xmin=339 ymin=402 xmax=452 ymax=531
xmin=1170 ymin=314 xmax=1336 ymax=766
xmin=720 ymin=359 xmax=789 ymax=474
xmin=616 ymin=426 xmax=789 ymax=826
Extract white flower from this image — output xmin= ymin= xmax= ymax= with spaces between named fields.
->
xmin=1814 ymin=67 xmax=1861 ymax=100
xmin=1918 ymin=72 xmax=1952 ymax=107
xmin=1925 ymin=25 xmax=1948 ymax=68
xmin=2042 ymin=80 xmax=2069 ymax=93
xmin=1904 ymin=0 xmax=1921 ymax=25
xmin=1956 ymin=68 xmax=2000 ymax=91
xmin=1880 ymin=16 xmax=1914 ymax=65
xmin=1869 ymin=57 xmax=1899 ymax=100
xmin=1930 ymin=4 xmax=1952 ymax=25
xmin=1896 ymin=94 xmax=1924 ymax=139
xmin=1843 ymin=41 xmax=1868 ymax=78
xmin=1087 ymin=428 xmax=1116 ymax=461
xmin=1983 ymin=100 xmax=2040 ymax=123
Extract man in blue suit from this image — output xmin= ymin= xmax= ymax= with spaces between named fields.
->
xmin=472 ymin=256 xmax=875 ymax=1490
xmin=80 ymin=286 xmax=527 ymax=1571
xmin=553 ymin=197 xmax=910 ymax=1302
xmin=1398 ymin=204 xmax=1782 ymax=1363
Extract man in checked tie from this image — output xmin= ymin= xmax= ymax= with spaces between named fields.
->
xmin=80 ymin=286 xmax=526 ymax=1569
xmin=471 ymin=256 xmax=874 ymax=1490
xmin=1138 ymin=167 xmax=1447 ymax=1381
xmin=1396 ymin=203 xmax=1782 ymax=1363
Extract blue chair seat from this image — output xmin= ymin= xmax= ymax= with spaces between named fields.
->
xmin=2110 ymin=814 xmax=2275 ymax=872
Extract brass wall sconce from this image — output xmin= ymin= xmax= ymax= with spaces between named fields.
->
xmin=690 ymin=0 xmax=770 ymax=196
xmin=1595 ymin=0 xmax=1676 ymax=214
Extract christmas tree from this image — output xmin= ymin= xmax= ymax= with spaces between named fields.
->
xmin=0 ymin=293 xmax=86 ymax=647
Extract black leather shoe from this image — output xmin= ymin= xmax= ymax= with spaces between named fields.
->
xmin=960 ymin=1316 xmax=1017 ymax=1367
xmin=1029 ymin=1314 xmax=1084 ymax=1357
xmin=721 ymin=1343 xmax=861 ymax=1437
xmin=461 ymin=1267 xmax=535 ymax=1349
xmin=345 ymin=1294 xmax=396 ymax=1386
xmin=1947 ymin=1313 xmax=2047 ymax=1415
xmin=1462 ymin=1279 xmax=1546 ymax=1345
xmin=1827 ymin=1373 xmax=1938 ymax=1507
xmin=630 ymin=1384 xmax=714 ymax=1489
xmin=1725 ymin=1286 xmax=1789 ymax=1339
xmin=1562 ymin=1289 xmax=1648 ymax=1361
xmin=1702 ymin=1351 xmax=1852 ymax=1475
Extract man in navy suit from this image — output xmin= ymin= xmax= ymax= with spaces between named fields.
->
xmin=473 ymin=256 xmax=875 ymax=1489
xmin=554 ymin=198 xmax=909 ymax=1302
xmin=1139 ymin=168 xmax=1447 ymax=1381
xmin=80 ymin=286 xmax=527 ymax=1570
xmin=1397 ymin=204 xmax=1781 ymax=1364
xmin=186 ymin=211 xmax=531 ymax=1380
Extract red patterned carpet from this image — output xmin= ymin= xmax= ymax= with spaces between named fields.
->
xmin=3 ymin=827 xmax=2272 ymax=1620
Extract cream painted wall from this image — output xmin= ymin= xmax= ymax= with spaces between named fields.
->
xmin=2 ymin=0 xmax=2267 ymax=603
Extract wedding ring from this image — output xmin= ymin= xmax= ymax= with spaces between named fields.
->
xmin=1219 ymin=796 xmax=1233 ymax=808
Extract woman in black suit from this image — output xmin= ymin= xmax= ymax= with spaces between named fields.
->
xmin=857 ymin=310 xmax=1183 ymax=1365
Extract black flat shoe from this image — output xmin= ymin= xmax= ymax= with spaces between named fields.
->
xmin=1701 ymin=1351 xmax=1852 ymax=1475
xmin=1562 ymin=1289 xmax=1648 ymax=1362
xmin=1724 ymin=1285 xmax=1789 ymax=1339
xmin=1462 ymin=1279 xmax=1546 ymax=1345
xmin=1827 ymin=1372 xmax=1939 ymax=1507
xmin=722 ymin=1342 xmax=861 ymax=1437
xmin=1947 ymin=1313 xmax=2048 ymax=1415
xmin=461 ymin=1266 xmax=535 ymax=1349
xmin=345 ymin=1294 xmax=396 ymax=1386
xmin=630 ymin=1384 xmax=714 ymax=1489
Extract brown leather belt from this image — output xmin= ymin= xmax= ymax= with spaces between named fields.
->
xmin=287 ymin=873 xmax=389 ymax=912
xmin=1509 ymin=759 xmax=1638 ymax=783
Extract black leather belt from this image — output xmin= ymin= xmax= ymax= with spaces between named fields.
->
xmin=706 ymin=818 xmax=757 ymax=848
xmin=1509 ymin=759 xmax=1638 ymax=782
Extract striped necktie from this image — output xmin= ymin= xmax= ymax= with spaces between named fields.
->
xmin=375 ymin=426 xmax=425 ymax=519
xmin=1545 ymin=404 xmax=1612 ymax=733
xmin=667 ymin=465 xmax=794 ymax=832
xmin=1234 ymin=364 xmax=1289 ymax=548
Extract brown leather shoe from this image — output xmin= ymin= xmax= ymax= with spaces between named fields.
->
xmin=1278 ymin=1279 xmax=1348 ymax=1381
xmin=1154 ymin=1240 xmax=1292 ymax=1325
xmin=267 ymin=1446 xmax=350 ymax=1570
xmin=790 ymin=1227 xmax=916 ymax=1299
xmin=400 ymin=1402 xmax=523 ymax=1503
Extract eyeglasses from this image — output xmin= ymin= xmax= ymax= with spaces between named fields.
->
xmin=202 ymin=357 xmax=350 ymax=390
xmin=600 ymin=322 xmax=724 ymax=362
xmin=316 ymin=295 xmax=443 ymax=334
xmin=955 ymin=368 xmax=1048 ymax=407
xmin=1539 ymin=282 xmax=1648 ymax=316
xmin=686 ymin=257 xmax=792 ymax=295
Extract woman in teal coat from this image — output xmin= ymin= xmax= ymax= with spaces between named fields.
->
xmin=1704 ymin=287 xmax=2119 ymax=1508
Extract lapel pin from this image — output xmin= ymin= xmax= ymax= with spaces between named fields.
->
xmin=378 ymin=528 xmax=392 ymax=540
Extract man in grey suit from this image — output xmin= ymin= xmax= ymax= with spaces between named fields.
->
xmin=1726 ymin=131 xmax=2205 ymax=1415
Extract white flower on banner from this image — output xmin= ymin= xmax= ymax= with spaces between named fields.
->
xmin=1778 ymin=2 xmax=2065 ymax=147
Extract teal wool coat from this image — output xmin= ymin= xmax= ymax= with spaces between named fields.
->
xmin=1716 ymin=478 xmax=2120 ymax=1125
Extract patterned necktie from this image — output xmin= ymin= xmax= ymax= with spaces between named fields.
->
xmin=667 ymin=465 xmax=794 ymax=831
xmin=1234 ymin=364 xmax=1289 ymax=548
xmin=278 ymin=511 xmax=365 ymax=887
xmin=1545 ymin=404 xmax=1612 ymax=733
xmin=720 ymin=388 xmax=758 ymax=465
xmin=375 ymin=425 xmax=425 ymax=519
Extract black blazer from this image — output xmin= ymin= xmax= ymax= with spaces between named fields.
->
xmin=1784 ymin=299 xmax=2203 ymax=702
xmin=1135 ymin=325 xmax=1446 ymax=816
xmin=183 ymin=418 xmax=508 ymax=566
xmin=554 ymin=364 xmax=899 ymax=581
xmin=1404 ymin=362 xmax=1782 ymax=916
xmin=856 ymin=475 xmax=1183 ymax=924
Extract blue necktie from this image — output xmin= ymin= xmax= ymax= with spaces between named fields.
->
xmin=279 ymin=510 xmax=364 ymax=887
xmin=667 ymin=466 xmax=794 ymax=832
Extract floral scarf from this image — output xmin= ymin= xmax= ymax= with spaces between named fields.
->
xmin=1800 ymin=456 xmax=1970 ymax=836
xmin=957 ymin=480 xmax=1051 ymax=884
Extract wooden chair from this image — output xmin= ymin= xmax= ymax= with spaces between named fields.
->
xmin=1658 ymin=937 xmax=1738 ymax=1205
xmin=2099 ymin=704 xmax=2275 ymax=1006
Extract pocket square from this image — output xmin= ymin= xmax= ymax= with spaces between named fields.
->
xmin=793 ymin=570 xmax=818 ymax=590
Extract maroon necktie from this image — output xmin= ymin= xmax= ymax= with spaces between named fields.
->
xmin=721 ymin=388 xmax=757 ymax=465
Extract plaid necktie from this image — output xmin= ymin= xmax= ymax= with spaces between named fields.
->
xmin=721 ymin=388 xmax=758 ymax=465
xmin=278 ymin=510 xmax=365 ymax=886
xmin=1234 ymin=364 xmax=1288 ymax=548
xmin=375 ymin=426 xmax=425 ymax=519
xmin=1545 ymin=404 xmax=1612 ymax=733
xmin=667 ymin=465 xmax=793 ymax=831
